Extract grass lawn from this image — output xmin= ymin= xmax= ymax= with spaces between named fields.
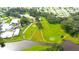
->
xmin=40 ymin=17 xmax=65 ymax=44
xmin=22 ymin=45 xmax=51 ymax=51
xmin=64 ymin=34 xmax=79 ymax=44
xmin=32 ymin=29 xmax=45 ymax=42
xmin=6 ymin=18 xmax=12 ymax=23
xmin=23 ymin=23 xmax=38 ymax=40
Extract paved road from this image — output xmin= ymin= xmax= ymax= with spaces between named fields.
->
xmin=23 ymin=23 xmax=33 ymax=34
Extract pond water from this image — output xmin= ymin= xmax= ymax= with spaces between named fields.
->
xmin=63 ymin=40 xmax=79 ymax=51
xmin=4 ymin=40 xmax=43 ymax=51
xmin=0 ymin=40 xmax=79 ymax=51
xmin=3 ymin=40 xmax=53 ymax=51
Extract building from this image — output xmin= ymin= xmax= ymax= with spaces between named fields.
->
xmin=0 ymin=18 xmax=20 ymax=39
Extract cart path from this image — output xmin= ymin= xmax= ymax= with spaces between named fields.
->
xmin=23 ymin=23 xmax=33 ymax=34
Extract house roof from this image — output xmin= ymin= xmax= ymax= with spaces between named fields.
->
xmin=0 ymin=28 xmax=20 ymax=38
xmin=1 ymin=23 xmax=12 ymax=31
xmin=10 ymin=19 xmax=20 ymax=24
xmin=0 ymin=31 xmax=13 ymax=38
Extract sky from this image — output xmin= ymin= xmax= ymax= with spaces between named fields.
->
xmin=0 ymin=0 xmax=79 ymax=7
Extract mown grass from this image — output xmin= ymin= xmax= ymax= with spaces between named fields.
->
xmin=40 ymin=17 xmax=64 ymax=44
xmin=6 ymin=18 xmax=12 ymax=23
xmin=32 ymin=29 xmax=44 ymax=42
xmin=22 ymin=45 xmax=51 ymax=51
xmin=23 ymin=23 xmax=38 ymax=40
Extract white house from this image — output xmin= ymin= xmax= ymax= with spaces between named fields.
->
xmin=0 ymin=31 xmax=13 ymax=38
xmin=1 ymin=23 xmax=12 ymax=31
xmin=0 ymin=18 xmax=20 ymax=39
xmin=20 ymin=14 xmax=35 ymax=22
xmin=10 ymin=19 xmax=20 ymax=24
xmin=0 ymin=28 xmax=20 ymax=38
xmin=13 ymin=29 xmax=20 ymax=36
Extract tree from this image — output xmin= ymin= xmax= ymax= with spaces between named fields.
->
xmin=29 ymin=8 xmax=40 ymax=17
xmin=35 ymin=16 xmax=43 ymax=29
xmin=61 ymin=17 xmax=79 ymax=37
xmin=46 ymin=15 xmax=62 ymax=24
xmin=44 ymin=44 xmax=64 ymax=51
xmin=20 ymin=16 xmax=30 ymax=26
xmin=5 ymin=8 xmax=26 ymax=18
xmin=0 ymin=24 xmax=5 ymax=47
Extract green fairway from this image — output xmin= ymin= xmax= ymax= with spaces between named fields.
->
xmin=32 ymin=29 xmax=45 ymax=42
xmin=23 ymin=23 xmax=38 ymax=40
xmin=40 ymin=17 xmax=64 ymax=43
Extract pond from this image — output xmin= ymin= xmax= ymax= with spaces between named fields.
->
xmin=3 ymin=40 xmax=53 ymax=51
xmin=63 ymin=40 xmax=79 ymax=51
xmin=0 ymin=40 xmax=79 ymax=51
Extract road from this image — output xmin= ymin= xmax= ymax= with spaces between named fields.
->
xmin=23 ymin=23 xmax=33 ymax=34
